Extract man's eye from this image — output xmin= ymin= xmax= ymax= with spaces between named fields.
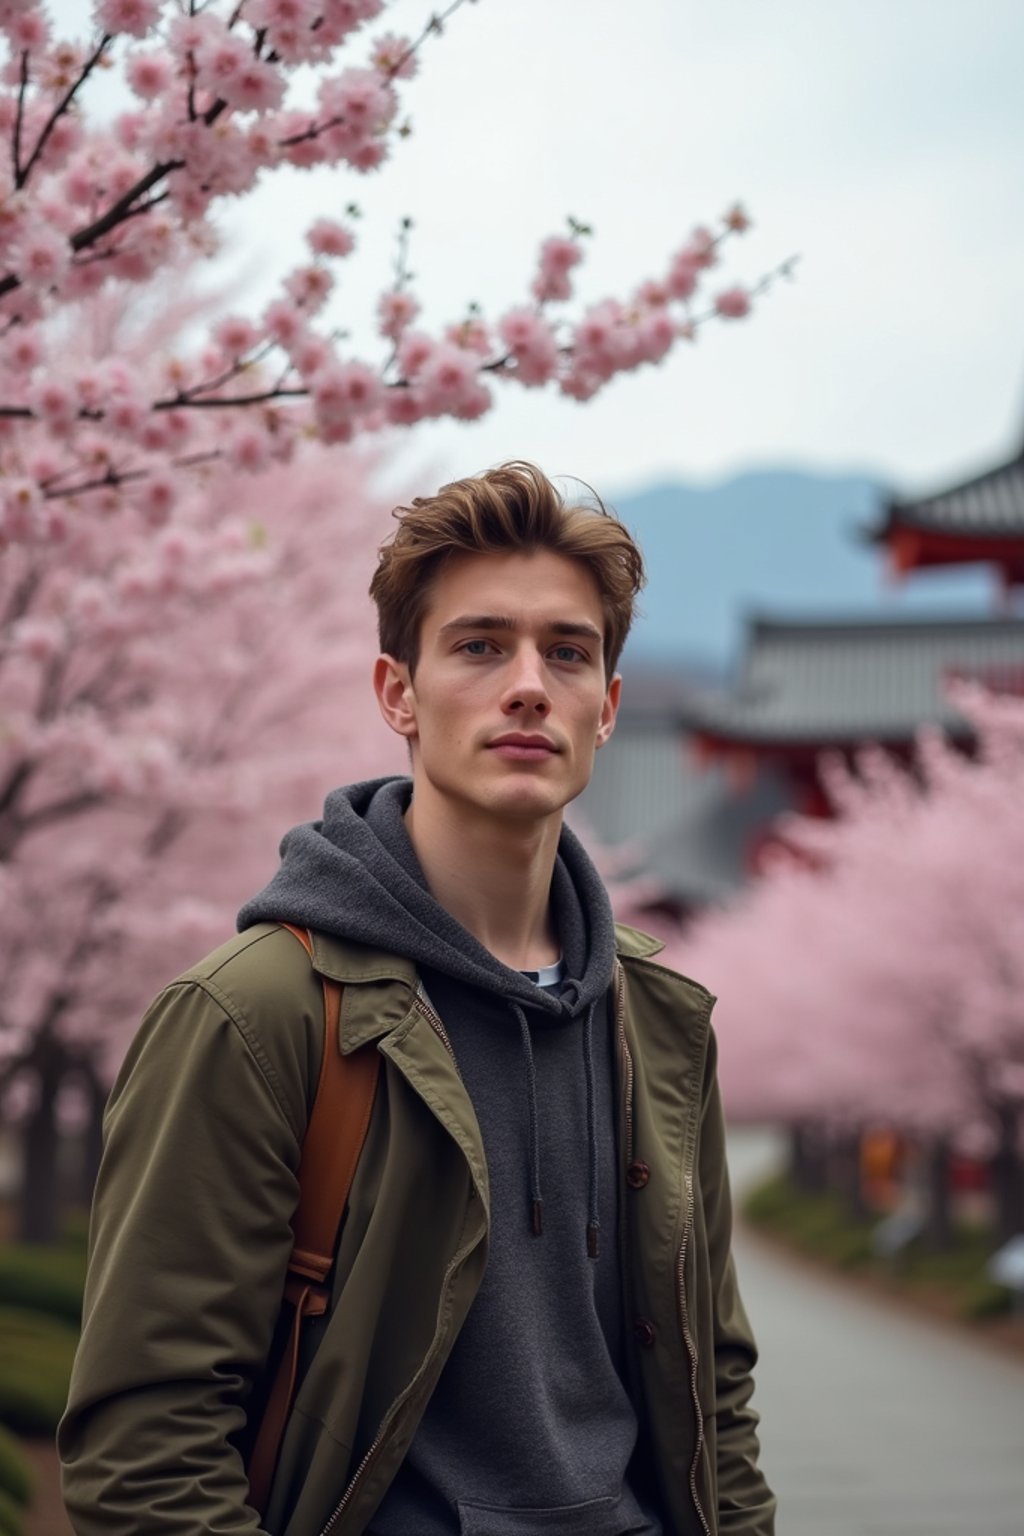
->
xmin=551 ymin=645 xmax=585 ymax=663
xmin=462 ymin=639 xmax=493 ymax=655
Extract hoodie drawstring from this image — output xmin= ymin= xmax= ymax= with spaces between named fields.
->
xmin=510 ymin=1001 xmax=545 ymax=1237
xmin=511 ymin=997 xmax=601 ymax=1260
xmin=581 ymin=1000 xmax=600 ymax=1259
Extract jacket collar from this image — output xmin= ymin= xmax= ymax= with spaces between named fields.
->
xmin=307 ymin=922 xmax=668 ymax=1052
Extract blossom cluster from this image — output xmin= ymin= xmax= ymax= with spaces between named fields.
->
xmin=681 ymin=686 xmax=1024 ymax=1154
xmin=0 ymin=2 xmax=784 ymax=543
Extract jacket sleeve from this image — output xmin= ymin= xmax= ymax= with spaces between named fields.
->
xmin=699 ymin=1024 xmax=777 ymax=1536
xmin=58 ymin=976 xmax=304 ymax=1535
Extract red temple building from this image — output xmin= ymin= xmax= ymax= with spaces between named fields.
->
xmin=869 ymin=440 xmax=1024 ymax=595
xmin=581 ymin=436 xmax=1024 ymax=916
xmin=676 ymin=613 xmax=1024 ymax=821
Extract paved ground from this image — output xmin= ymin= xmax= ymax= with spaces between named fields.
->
xmin=729 ymin=1130 xmax=1024 ymax=1536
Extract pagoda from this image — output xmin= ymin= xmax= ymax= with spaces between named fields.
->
xmin=868 ymin=441 xmax=1024 ymax=594
xmin=581 ymin=431 xmax=1024 ymax=913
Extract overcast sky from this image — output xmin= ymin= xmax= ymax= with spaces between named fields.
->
xmin=52 ymin=0 xmax=1024 ymax=499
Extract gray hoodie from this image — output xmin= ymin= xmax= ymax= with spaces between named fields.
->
xmin=239 ymin=777 xmax=661 ymax=1536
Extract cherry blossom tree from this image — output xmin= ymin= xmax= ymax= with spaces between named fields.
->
xmin=0 ymin=396 xmax=403 ymax=1239
xmin=0 ymin=0 xmax=790 ymax=545
xmin=678 ymin=688 xmax=1024 ymax=1245
xmin=0 ymin=0 xmax=791 ymax=1240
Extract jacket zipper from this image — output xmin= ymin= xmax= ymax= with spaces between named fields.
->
xmin=415 ymin=985 xmax=459 ymax=1069
xmin=677 ymin=1171 xmax=711 ymax=1536
xmin=613 ymin=960 xmax=633 ymax=1167
xmin=315 ymin=992 xmax=464 ymax=1536
xmin=316 ymin=1239 xmax=473 ymax=1536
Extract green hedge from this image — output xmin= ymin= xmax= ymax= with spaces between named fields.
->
xmin=744 ymin=1173 xmax=1013 ymax=1319
xmin=0 ymin=1243 xmax=86 ymax=1327
xmin=0 ymin=1307 xmax=77 ymax=1435
xmin=744 ymin=1175 xmax=875 ymax=1268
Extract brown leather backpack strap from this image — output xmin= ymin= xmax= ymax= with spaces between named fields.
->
xmin=284 ymin=925 xmax=380 ymax=1284
xmin=247 ymin=923 xmax=380 ymax=1515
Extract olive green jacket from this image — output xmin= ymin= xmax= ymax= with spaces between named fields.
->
xmin=59 ymin=921 xmax=775 ymax=1536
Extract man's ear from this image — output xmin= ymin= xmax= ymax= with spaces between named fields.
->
xmin=373 ymin=654 xmax=418 ymax=741
xmin=595 ymin=672 xmax=621 ymax=749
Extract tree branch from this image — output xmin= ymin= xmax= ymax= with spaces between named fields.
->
xmin=13 ymin=50 xmax=29 ymax=184
xmin=16 ymin=33 xmax=113 ymax=191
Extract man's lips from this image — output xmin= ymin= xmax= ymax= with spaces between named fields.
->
xmin=487 ymin=734 xmax=560 ymax=760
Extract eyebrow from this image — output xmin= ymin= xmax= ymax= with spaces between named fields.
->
xmin=437 ymin=614 xmax=603 ymax=644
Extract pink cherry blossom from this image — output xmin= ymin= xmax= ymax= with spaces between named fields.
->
xmin=306 ymin=218 xmax=356 ymax=259
xmin=248 ymin=0 xmax=319 ymax=28
xmin=7 ymin=12 xmax=50 ymax=52
xmin=228 ymin=427 xmax=271 ymax=473
xmin=13 ymin=228 xmax=70 ymax=290
xmin=417 ymin=341 xmax=478 ymax=414
xmin=384 ymin=385 xmax=425 ymax=426
xmin=445 ymin=317 xmax=494 ymax=356
xmin=497 ymin=307 xmax=560 ymax=386
xmin=5 ymin=327 xmax=45 ymax=372
xmin=223 ymin=60 xmax=287 ymax=115
xmin=684 ymin=226 xmax=718 ymax=268
xmin=538 ymin=235 xmax=584 ymax=275
xmin=396 ymin=328 xmax=436 ymax=378
xmin=723 ymin=202 xmax=752 ymax=233
xmin=125 ymin=50 xmax=174 ymax=101
xmin=370 ymin=33 xmax=418 ymax=80
xmin=137 ymin=470 xmax=176 ymax=525
xmin=284 ymin=263 xmax=334 ymax=312
xmin=714 ymin=285 xmax=751 ymax=319
xmin=376 ymin=288 xmax=420 ymax=340
xmin=533 ymin=270 xmax=572 ymax=303
xmin=29 ymin=374 xmax=78 ymax=433
xmin=12 ymin=615 xmax=64 ymax=663
xmin=94 ymin=0 xmax=161 ymax=40
xmin=666 ymin=251 xmax=700 ymax=301
xmin=212 ymin=315 xmax=260 ymax=357
xmin=1 ymin=478 xmax=43 ymax=541
xmin=263 ymin=298 xmax=305 ymax=348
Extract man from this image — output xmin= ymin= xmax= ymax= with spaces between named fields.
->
xmin=59 ymin=461 xmax=775 ymax=1535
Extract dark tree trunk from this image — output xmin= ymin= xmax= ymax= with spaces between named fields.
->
xmin=19 ymin=1030 xmax=67 ymax=1244
xmin=922 ymin=1135 xmax=954 ymax=1252
xmin=831 ymin=1129 xmax=868 ymax=1222
xmin=990 ymin=1104 xmax=1024 ymax=1246
xmin=788 ymin=1121 xmax=828 ymax=1194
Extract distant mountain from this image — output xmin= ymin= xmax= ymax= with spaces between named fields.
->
xmin=613 ymin=468 xmax=994 ymax=669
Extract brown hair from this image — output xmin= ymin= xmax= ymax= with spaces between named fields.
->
xmin=369 ymin=460 xmax=645 ymax=677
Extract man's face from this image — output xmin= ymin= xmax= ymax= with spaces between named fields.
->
xmin=374 ymin=548 xmax=620 ymax=827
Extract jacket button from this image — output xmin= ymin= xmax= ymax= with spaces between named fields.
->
xmin=633 ymin=1317 xmax=657 ymax=1349
xmin=626 ymin=1160 xmax=650 ymax=1189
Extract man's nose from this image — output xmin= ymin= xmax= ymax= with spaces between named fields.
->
xmin=502 ymin=648 xmax=551 ymax=715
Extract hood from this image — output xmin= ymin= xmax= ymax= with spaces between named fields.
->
xmin=238 ymin=776 xmax=617 ymax=1021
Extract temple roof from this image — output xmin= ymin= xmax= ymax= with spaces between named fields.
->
xmin=677 ymin=613 xmax=1024 ymax=748
xmin=871 ymin=448 xmax=1024 ymax=541
xmin=574 ymin=716 xmax=794 ymax=908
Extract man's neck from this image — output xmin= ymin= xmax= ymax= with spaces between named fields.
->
xmin=404 ymin=788 xmax=562 ymax=972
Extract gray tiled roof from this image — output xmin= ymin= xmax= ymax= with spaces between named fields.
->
xmin=573 ymin=719 xmax=794 ymax=906
xmin=677 ymin=614 xmax=1024 ymax=745
xmin=876 ymin=450 xmax=1024 ymax=538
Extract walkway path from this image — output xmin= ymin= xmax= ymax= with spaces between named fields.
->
xmin=729 ymin=1131 xmax=1024 ymax=1536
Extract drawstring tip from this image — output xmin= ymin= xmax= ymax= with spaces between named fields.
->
xmin=586 ymin=1221 xmax=600 ymax=1259
xmin=531 ymin=1198 xmax=544 ymax=1236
